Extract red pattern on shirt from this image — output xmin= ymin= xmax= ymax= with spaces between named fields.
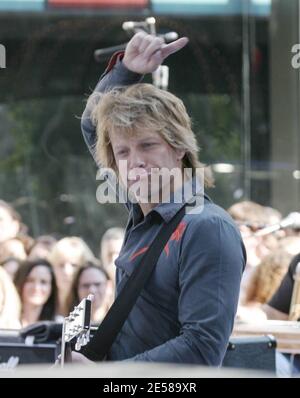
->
xmin=129 ymin=221 xmax=187 ymax=261
xmin=130 ymin=246 xmax=149 ymax=262
xmin=164 ymin=221 xmax=187 ymax=257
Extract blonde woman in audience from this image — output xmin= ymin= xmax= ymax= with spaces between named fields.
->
xmin=14 ymin=259 xmax=58 ymax=327
xmin=236 ymin=236 xmax=300 ymax=323
xmin=228 ymin=200 xmax=281 ymax=266
xmin=228 ymin=201 xmax=282 ymax=305
xmin=242 ymin=250 xmax=293 ymax=303
xmin=28 ymin=235 xmax=57 ymax=261
xmin=48 ymin=237 xmax=96 ymax=315
xmin=0 ymin=267 xmax=21 ymax=329
xmin=0 ymin=257 xmax=22 ymax=280
xmin=67 ymin=262 xmax=109 ymax=324
xmin=100 ymin=228 xmax=125 ymax=311
xmin=100 ymin=227 xmax=125 ymax=282
xmin=0 ymin=237 xmax=27 ymax=264
xmin=0 ymin=200 xmax=23 ymax=244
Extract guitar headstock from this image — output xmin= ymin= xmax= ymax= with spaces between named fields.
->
xmin=60 ymin=295 xmax=93 ymax=366
xmin=64 ymin=294 xmax=93 ymax=348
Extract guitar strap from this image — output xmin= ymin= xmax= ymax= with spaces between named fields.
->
xmin=80 ymin=204 xmax=187 ymax=361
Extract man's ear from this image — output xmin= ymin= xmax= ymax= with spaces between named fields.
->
xmin=175 ymin=149 xmax=185 ymax=161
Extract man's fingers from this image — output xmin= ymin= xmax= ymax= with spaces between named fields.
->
xmin=123 ymin=32 xmax=188 ymax=74
xmin=143 ymin=36 xmax=165 ymax=60
xmin=146 ymin=50 xmax=163 ymax=72
xmin=161 ymin=37 xmax=189 ymax=60
xmin=138 ymin=34 xmax=154 ymax=53
xmin=129 ymin=31 xmax=147 ymax=50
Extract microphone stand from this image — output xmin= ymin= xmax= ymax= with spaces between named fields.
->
xmin=94 ymin=43 xmax=128 ymax=62
xmin=254 ymin=212 xmax=300 ymax=237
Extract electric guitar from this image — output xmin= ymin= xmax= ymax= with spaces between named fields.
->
xmin=60 ymin=294 xmax=93 ymax=367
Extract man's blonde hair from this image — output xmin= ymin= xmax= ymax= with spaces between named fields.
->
xmin=89 ymin=83 xmax=214 ymax=187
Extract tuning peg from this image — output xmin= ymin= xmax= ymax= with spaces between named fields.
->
xmin=75 ymin=340 xmax=81 ymax=351
xmin=87 ymin=294 xmax=94 ymax=302
xmin=75 ymin=334 xmax=83 ymax=351
xmin=85 ymin=329 xmax=90 ymax=344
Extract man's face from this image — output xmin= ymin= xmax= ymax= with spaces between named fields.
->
xmin=109 ymin=129 xmax=184 ymax=202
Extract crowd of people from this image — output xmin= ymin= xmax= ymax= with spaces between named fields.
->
xmin=228 ymin=201 xmax=300 ymax=323
xmin=1 ymin=196 xmax=299 ymax=332
xmin=0 ymin=198 xmax=125 ymax=329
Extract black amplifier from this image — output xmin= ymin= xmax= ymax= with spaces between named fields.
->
xmin=0 ymin=324 xmax=61 ymax=366
xmin=0 ymin=341 xmax=58 ymax=365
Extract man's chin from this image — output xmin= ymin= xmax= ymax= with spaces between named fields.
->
xmin=128 ymin=186 xmax=173 ymax=204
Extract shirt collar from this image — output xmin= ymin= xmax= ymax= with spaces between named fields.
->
xmin=145 ymin=175 xmax=206 ymax=223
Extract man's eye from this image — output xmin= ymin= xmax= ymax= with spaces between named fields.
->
xmin=143 ymin=143 xmax=156 ymax=148
xmin=117 ymin=150 xmax=128 ymax=156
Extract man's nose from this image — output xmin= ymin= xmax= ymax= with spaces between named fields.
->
xmin=128 ymin=149 xmax=146 ymax=170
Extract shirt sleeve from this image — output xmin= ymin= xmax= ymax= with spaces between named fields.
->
xmin=125 ymin=215 xmax=246 ymax=366
xmin=268 ymin=253 xmax=300 ymax=314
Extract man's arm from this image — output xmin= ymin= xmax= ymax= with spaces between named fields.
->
xmin=125 ymin=216 xmax=246 ymax=365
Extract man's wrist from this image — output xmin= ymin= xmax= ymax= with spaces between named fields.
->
xmin=118 ymin=59 xmax=144 ymax=80
xmin=103 ymin=50 xmax=143 ymax=81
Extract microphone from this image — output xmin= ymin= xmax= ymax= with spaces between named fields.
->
xmin=255 ymin=212 xmax=300 ymax=237
xmin=94 ymin=32 xmax=179 ymax=62
xmin=122 ymin=17 xmax=156 ymax=32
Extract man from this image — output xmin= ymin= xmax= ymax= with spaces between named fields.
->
xmin=74 ymin=32 xmax=246 ymax=365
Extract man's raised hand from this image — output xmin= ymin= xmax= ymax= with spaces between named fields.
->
xmin=122 ymin=31 xmax=189 ymax=74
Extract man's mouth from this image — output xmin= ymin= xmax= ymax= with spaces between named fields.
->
xmin=128 ymin=169 xmax=151 ymax=182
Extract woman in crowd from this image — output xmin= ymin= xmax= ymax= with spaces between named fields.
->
xmin=0 ymin=267 xmax=21 ymax=329
xmin=0 ymin=237 xmax=27 ymax=263
xmin=228 ymin=201 xmax=282 ymax=305
xmin=99 ymin=227 xmax=125 ymax=312
xmin=28 ymin=235 xmax=57 ymax=261
xmin=67 ymin=262 xmax=109 ymax=324
xmin=48 ymin=237 xmax=96 ymax=316
xmin=14 ymin=259 xmax=58 ymax=327
xmin=0 ymin=257 xmax=22 ymax=280
xmin=0 ymin=200 xmax=22 ymax=244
